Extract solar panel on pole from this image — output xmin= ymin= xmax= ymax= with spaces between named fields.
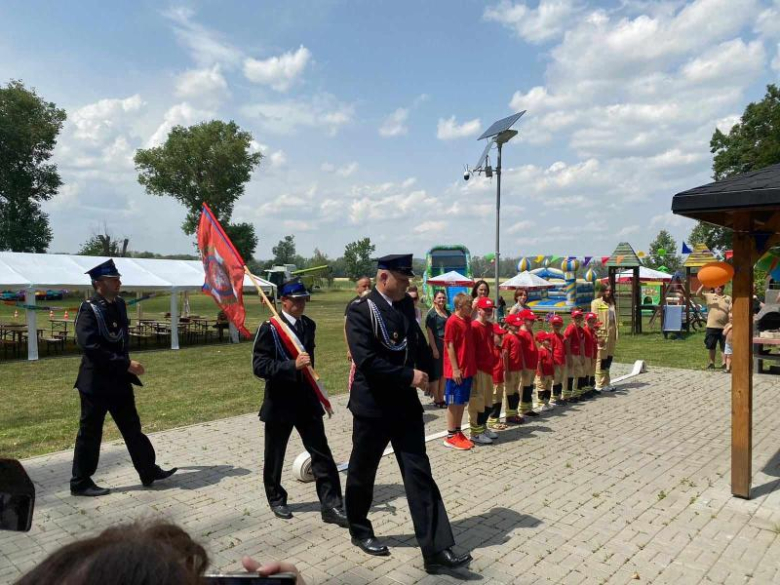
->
xmin=477 ymin=110 xmax=526 ymax=141
xmin=474 ymin=139 xmax=494 ymax=171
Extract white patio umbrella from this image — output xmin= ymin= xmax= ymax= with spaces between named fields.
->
xmin=499 ymin=271 xmax=556 ymax=290
xmin=427 ymin=271 xmax=474 ymax=286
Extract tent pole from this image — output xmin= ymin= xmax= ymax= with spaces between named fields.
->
xmin=26 ymin=286 xmax=39 ymax=361
xmin=136 ymin=291 xmax=142 ymax=322
xmin=170 ymin=289 xmax=180 ymax=350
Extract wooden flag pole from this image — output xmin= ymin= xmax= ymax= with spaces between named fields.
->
xmin=244 ymin=267 xmax=332 ymax=415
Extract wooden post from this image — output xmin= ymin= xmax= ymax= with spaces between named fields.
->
xmin=634 ymin=266 xmax=642 ymax=333
xmin=685 ymin=267 xmax=691 ymax=332
xmin=731 ymin=211 xmax=754 ymax=499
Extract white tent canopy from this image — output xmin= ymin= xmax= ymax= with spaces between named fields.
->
xmin=426 ymin=271 xmax=474 ymax=286
xmin=500 ymin=271 xmax=556 ymax=290
xmin=609 ymin=266 xmax=675 ymax=283
xmin=0 ymin=252 xmax=274 ymax=360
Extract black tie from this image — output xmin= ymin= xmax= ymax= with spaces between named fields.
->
xmin=295 ymin=319 xmax=304 ymax=340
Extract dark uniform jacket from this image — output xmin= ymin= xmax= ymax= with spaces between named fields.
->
xmin=252 ymin=314 xmax=322 ymax=423
xmin=74 ymin=294 xmax=141 ymax=395
xmin=346 ymin=288 xmax=433 ymax=418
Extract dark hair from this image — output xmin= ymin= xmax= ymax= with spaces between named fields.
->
xmin=602 ymin=285 xmax=615 ymax=305
xmin=514 ymin=288 xmax=528 ymax=301
xmin=15 ymin=522 xmax=208 ymax=585
xmin=471 ymin=280 xmax=490 ymax=299
xmin=433 ymin=289 xmax=447 ymax=299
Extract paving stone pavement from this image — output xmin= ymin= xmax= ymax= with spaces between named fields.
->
xmin=2 ymin=363 xmax=780 ymax=584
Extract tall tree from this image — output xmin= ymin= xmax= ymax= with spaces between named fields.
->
xmin=134 ymin=120 xmax=262 ymax=239
xmin=78 ymin=231 xmax=129 ymax=257
xmin=690 ymin=84 xmax=780 ymax=250
xmin=343 ymin=237 xmax=375 ymax=281
xmin=223 ymin=221 xmax=258 ymax=262
xmin=645 ymin=229 xmax=682 ymax=272
xmin=272 ymin=235 xmax=297 ymax=265
xmin=0 ymin=80 xmax=66 ymax=252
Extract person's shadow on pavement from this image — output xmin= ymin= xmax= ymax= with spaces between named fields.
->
xmin=113 ymin=464 xmax=251 ymax=492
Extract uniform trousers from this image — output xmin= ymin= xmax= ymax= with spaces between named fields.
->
xmin=345 ymin=414 xmax=455 ymax=557
xmin=263 ymin=417 xmax=342 ymax=509
xmin=71 ymin=390 xmax=156 ymax=491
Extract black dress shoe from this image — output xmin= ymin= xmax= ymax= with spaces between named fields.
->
xmin=351 ymin=536 xmax=389 ymax=556
xmin=424 ymin=548 xmax=473 ymax=574
xmin=321 ymin=506 xmax=349 ymax=528
xmin=71 ymin=484 xmax=111 ymax=497
xmin=271 ymin=504 xmax=293 ymax=520
xmin=141 ymin=466 xmax=178 ymax=487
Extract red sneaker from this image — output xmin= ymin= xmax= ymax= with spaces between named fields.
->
xmin=455 ymin=432 xmax=474 ymax=449
xmin=443 ymin=435 xmax=470 ymax=450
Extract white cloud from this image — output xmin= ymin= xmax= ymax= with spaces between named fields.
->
xmin=242 ymin=93 xmax=354 ymax=135
xmin=773 ymin=42 xmax=780 ymax=72
xmin=616 ymin=225 xmax=640 ymax=237
xmin=147 ymin=102 xmax=215 ymax=147
xmin=163 ymin=6 xmax=242 ymax=67
xmin=243 ymin=45 xmax=312 ymax=92
xmin=437 ymin=116 xmax=481 ymax=140
xmin=651 ymin=212 xmax=694 ymax=228
xmin=175 ymin=65 xmax=229 ymax=106
xmin=320 ymin=161 xmax=358 ymax=177
xmin=413 ymin=221 xmax=446 ymax=234
xmin=507 ymin=220 xmax=533 ymax=234
xmin=70 ymin=95 xmax=144 ymax=143
xmin=484 ymin=0 xmax=583 ymax=44
xmin=379 ymin=108 xmax=409 ymax=137
xmin=681 ymin=39 xmax=765 ymax=84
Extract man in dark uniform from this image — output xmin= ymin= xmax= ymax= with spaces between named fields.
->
xmin=345 ymin=254 xmax=471 ymax=574
xmin=71 ymin=259 xmax=177 ymax=497
xmin=252 ymin=278 xmax=347 ymax=527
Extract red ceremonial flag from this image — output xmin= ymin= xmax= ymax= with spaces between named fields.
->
xmin=197 ymin=203 xmax=251 ymax=338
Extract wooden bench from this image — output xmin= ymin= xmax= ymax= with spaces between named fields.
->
xmin=753 ymin=337 xmax=780 ymax=373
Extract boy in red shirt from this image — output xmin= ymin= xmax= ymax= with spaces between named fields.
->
xmin=549 ymin=315 xmax=566 ymax=405
xmin=517 ymin=309 xmax=539 ymax=417
xmin=501 ymin=314 xmax=524 ymax=424
xmin=583 ymin=312 xmax=599 ymax=397
xmin=443 ymin=293 xmax=476 ymax=450
xmin=488 ymin=323 xmax=509 ymax=431
xmin=563 ymin=310 xmax=586 ymax=402
xmin=534 ymin=331 xmax=555 ymax=411
xmin=469 ymin=297 xmax=498 ymax=445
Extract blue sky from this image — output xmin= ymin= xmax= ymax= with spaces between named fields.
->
xmin=2 ymin=0 xmax=779 ymax=260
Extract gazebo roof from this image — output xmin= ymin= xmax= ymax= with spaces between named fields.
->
xmin=672 ymin=162 xmax=780 ymax=228
xmin=683 ymin=243 xmax=717 ymax=268
xmin=605 ymin=242 xmax=641 ymax=267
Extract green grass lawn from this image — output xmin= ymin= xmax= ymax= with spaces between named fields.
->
xmin=0 ymin=288 xmax=715 ymax=459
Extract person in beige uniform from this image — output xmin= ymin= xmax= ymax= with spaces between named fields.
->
xmin=696 ymin=284 xmax=732 ymax=369
xmin=591 ymin=286 xmax=618 ymax=391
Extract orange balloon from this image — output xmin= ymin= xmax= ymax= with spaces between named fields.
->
xmin=698 ymin=262 xmax=734 ymax=288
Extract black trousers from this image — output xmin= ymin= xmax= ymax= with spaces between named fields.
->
xmin=263 ymin=417 xmax=342 ymax=509
xmin=345 ymin=414 xmax=455 ymax=557
xmin=71 ymin=390 xmax=156 ymax=490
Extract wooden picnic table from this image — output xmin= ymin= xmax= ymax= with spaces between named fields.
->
xmin=753 ymin=337 xmax=780 ymax=374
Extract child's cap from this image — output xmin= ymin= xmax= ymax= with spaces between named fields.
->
xmin=550 ymin=315 xmax=564 ymax=325
xmin=476 ymin=297 xmax=495 ymax=310
xmin=535 ymin=331 xmax=548 ymax=343
xmin=493 ymin=323 xmax=507 ymax=335
xmin=586 ymin=312 xmax=597 ymax=321
xmin=571 ymin=309 xmax=584 ymax=319
xmin=520 ymin=309 xmax=537 ymax=321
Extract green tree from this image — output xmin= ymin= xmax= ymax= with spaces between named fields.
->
xmin=343 ymin=237 xmax=375 ymax=281
xmin=78 ymin=232 xmax=129 ymax=257
xmin=0 ymin=80 xmax=66 ymax=252
xmin=645 ymin=229 xmax=681 ymax=272
xmin=223 ymin=221 xmax=258 ymax=262
xmin=134 ymin=120 xmax=262 ymax=236
xmin=690 ymin=84 xmax=780 ymax=250
xmin=272 ymin=235 xmax=297 ymax=265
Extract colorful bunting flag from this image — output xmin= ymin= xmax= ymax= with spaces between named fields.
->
xmin=681 ymin=242 xmax=692 ymax=254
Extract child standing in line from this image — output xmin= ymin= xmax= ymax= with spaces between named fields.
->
xmin=549 ymin=315 xmax=567 ymax=405
xmin=470 ymin=297 xmax=498 ymax=445
xmin=723 ymin=312 xmax=733 ymax=373
xmin=502 ymin=314 xmax=525 ymax=424
xmin=443 ymin=293 xmax=476 ymax=451
xmin=583 ymin=312 xmax=599 ymax=397
xmin=517 ymin=309 xmax=539 ymax=418
xmin=535 ymin=331 xmax=555 ymax=411
xmin=488 ymin=323 xmax=509 ymax=431
xmin=564 ymin=310 xmax=586 ymax=402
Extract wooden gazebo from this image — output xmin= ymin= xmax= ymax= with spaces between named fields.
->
xmin=605 ymin=242 xmax=643 ymax=333
xmin=672 ymin=163 xmax=780 ymax=499
xmin=682 ymin=244 xmax=717 ymax=331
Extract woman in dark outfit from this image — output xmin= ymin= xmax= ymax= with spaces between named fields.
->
xmin=425 ymin=290 xmax=450 ymax=408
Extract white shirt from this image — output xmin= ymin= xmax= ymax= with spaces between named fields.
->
xmin=282 ymin=310 xmax=298 ymax=327
xmin=376 ymin=289 xmax=394 ymax=308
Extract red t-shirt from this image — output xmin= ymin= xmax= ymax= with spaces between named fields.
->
xmin=492 ymin=343 xmax=504 ymax=384
xmin=444 ymin=314 xmax=476 ymax=379
xmin=582 ymin=326 xmax=595 ymax=358
xmin=564 ymin=323 xmax=584 ymax=356
xmin=537 ymin=346 xmax=554 ymax=376
xmin=550 ymin=331 xmax=566 ymax=365
xmin=471 ymin=319 xmax=495 ymax=374
xmin=517 ymin=328 xmax=538 ymax=370
xmin=502 ymin=333 xmax=523 ymax=371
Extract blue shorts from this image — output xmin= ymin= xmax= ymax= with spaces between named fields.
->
xmin=445 ymin=377 xmax=473 ymax=406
